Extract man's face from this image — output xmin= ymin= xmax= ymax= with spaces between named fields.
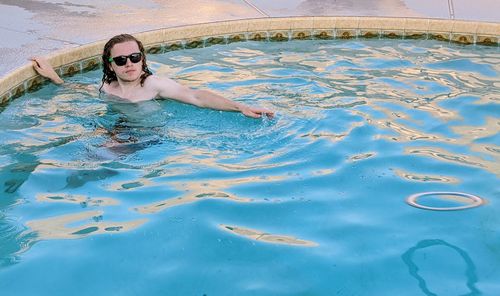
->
xmin=109 ymin=41 xmax=143 ymax=82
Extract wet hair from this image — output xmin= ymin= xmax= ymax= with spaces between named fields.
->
xmin=99 ymin=34 xmax=153 ymax=92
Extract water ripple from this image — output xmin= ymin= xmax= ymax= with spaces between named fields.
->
xmin=0 ymin=39 xmax=499 ymax=294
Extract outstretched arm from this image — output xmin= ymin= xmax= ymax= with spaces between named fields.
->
xmin=151 ymin=76 xmax=274 ymax=119
xmin=31 ymin=57 xmax=64 ymax=84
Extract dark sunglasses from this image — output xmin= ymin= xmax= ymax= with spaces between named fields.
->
xmin=108 ymin=52 xmax=142 ymax=66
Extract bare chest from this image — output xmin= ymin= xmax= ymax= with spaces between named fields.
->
xmin=103 ymin=82 xmax=158 ymax=102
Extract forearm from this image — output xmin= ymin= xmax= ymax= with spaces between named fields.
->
xmin=193 ymin=90 xmax=245 ymax=112
xmin=159 ymin=77 xmax=273 ymax=118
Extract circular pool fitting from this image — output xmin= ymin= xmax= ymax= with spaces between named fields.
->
xmin=406 ymin=192 xmax=484 ymax=211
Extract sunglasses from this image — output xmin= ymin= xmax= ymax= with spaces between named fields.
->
xmin=108 ymin=52 xmax=142 ymax=66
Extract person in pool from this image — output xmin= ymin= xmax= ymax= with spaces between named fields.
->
xmin=31 ymin=33 xmax=274 ymax=119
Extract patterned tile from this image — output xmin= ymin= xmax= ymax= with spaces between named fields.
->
xmin=146 ymin=44 xmax=163 ymax=54
xmin=81 ymin=57 xmax=101 ymax=72
xmin=227 ymin=33 xmax=246 ymax=43
xmin=26 ymin=76 xmax=47 ymax=93
xmin=429 ymin=33 xmax=451 ymax=42
xmin=1 ymin=92 xmax=11 ymax=105
xmin=11 ymin=84 xmax=26 ymax=99
xmin=185 ymin=38 xmax=204 ymax=49
xmin=61 ymin=63 xmax=81 ymax=77
xmin=404 ymin=32 xmax=427 ymax=39
xmin=313 ymin=30 xmax=333 ymax=40
xmin=269 ymin=31 xmax=289 ymax=42
xmin=382 ymin=30 xmax=404 ymax=39
xmin=291 ymin=31 xmax=312 ymax=40
xmin=336 ymin=29 xmax=356 ymax=39
xmin=359 ymin=30 xmax=379 ymax=39
xmin=451 ymin=34 xmax=474 ymax=44
xmin=164 ymin=42 xmax=183 ymax=52
xmin=476 ymin=35 xmax=498 ymax=46
xmin=205 ymin=36 xmax=225 ymax=46
xmin=248 ymin=32 xmax=267 ymax=41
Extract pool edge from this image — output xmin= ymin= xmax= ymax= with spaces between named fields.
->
xmin=1 ymin=16 xmax=499 ymax=105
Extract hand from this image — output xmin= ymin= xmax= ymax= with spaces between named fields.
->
xmin=241 ymin=105 xmax=275 ymax=119
xmin=31 ymin=56 xmax=64 ymax=84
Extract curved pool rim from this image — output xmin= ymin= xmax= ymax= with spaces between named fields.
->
xmin=0 ymin=16 xmax=499 ymax=106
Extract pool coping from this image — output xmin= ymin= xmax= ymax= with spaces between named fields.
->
xmin=1 ymin=16 xmax=499 ymax=105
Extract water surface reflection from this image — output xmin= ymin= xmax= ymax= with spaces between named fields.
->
xmin=0 ymin=41 xmax=497 ymax=294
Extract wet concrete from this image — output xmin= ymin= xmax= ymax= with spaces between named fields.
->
xmin=248 ymin=0 xmax=421 ymax=17
xmin=0 ymin=0 xmax=498 ymax=78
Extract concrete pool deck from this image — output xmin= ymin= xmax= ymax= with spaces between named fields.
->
xmin=0 ymin=0 xmax=499 ymax=78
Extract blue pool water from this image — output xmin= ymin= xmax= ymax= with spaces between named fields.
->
xmin=0 ymin=39 xmax=499 ymax=295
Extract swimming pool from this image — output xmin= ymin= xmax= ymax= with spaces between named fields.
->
xmin=1 ymin=37 xmax=499 ymax=295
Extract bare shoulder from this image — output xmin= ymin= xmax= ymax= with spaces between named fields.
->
xmin=100 ymin=81 xmax=113 ymax=93
xmin=144 ymin=75 xmax=178 ymax=89
xmin=101 ymin=81 xmax=118 ymax=94
xmin=144 ymin=75 xmax=188 ymax=98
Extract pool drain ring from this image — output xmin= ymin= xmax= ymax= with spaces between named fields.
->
xmin=406 ymin=191 xmax=484 ymax=211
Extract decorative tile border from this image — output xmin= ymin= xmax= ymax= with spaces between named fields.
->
xmin=313 ymin=30 xmax=334 ymax=40
xmin=26 ymin=75 xmax=46 ymax=93
xmin=1 ymin=17 xmax=499 ymax=106
xmin=227 ymin=33 xmax=246 ymax=43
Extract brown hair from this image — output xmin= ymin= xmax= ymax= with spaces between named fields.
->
xmin=99 ymin=34 xmax=153 ymax=92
